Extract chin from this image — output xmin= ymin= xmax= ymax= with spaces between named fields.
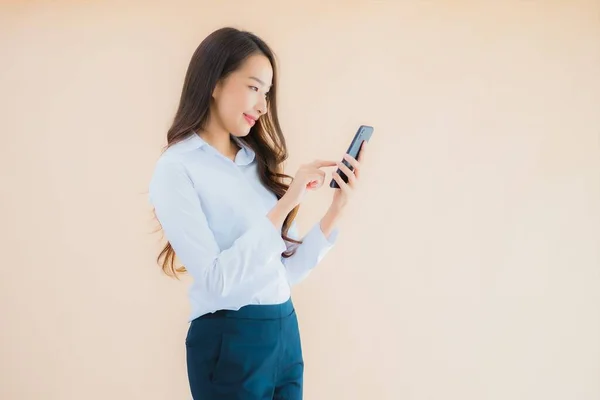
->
xmin=230 ymin=126 xmax=252 ymax=137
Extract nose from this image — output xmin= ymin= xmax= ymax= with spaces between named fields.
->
xmin=256 ymin=97 xmax=268 ymax=116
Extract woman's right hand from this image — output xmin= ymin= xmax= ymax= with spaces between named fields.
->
xmin=268 ymin=160 xmax=337 ymax=228
xmin=283 ymin=159 xmax=337 ymax=208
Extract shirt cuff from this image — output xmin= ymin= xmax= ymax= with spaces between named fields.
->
xmin=303 ymin=222 xmax=339 ymax=253
xmin=257 ymin=215 xmax=288 ymax=260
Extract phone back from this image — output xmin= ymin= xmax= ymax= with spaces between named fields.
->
xmin=330 ymin=125 xmax=374 ymax=188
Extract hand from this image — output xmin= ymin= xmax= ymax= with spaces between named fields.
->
xmin=330 ymin=141 xmax=367 ymax=211
xmin=281 ymin=159 xmax=337 ymax=209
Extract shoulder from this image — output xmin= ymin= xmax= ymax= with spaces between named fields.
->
xmin=151 ymin=151 xmax=186 ymax=179
xmin=148 ymin=148 xmax=196 ymax=202
xmin=150 ymin=134 xmax=204 ymax=178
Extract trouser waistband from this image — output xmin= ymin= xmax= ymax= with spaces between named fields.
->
xmin=199 ymin=297 xmax=294 ymax=320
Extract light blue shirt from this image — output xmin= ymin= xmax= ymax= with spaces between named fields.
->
xmin=148 ymin=132 xmax=339 ymax=321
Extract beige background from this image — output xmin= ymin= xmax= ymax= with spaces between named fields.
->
xmin=1 ymin=1 xmax=599 ymax=399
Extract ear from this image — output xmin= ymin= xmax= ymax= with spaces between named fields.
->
xmin=212 ymin=80 xmax=222 ymax=100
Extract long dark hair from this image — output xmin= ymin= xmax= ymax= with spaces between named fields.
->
xmin=153 ymin=27 xmax=301 ymax=278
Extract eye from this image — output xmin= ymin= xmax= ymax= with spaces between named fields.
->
xmin=249 ymin=86 xmax=259 ymax=92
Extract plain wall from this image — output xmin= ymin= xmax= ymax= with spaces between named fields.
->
xmin=1 ymin=1 xmax=599 ymax=399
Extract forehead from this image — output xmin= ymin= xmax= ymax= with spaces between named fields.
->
xmin=235 ymin=54 xmax=273 ymax=85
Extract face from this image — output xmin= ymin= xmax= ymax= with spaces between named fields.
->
xmin=211 ymin=53 xmax=273 ymax=137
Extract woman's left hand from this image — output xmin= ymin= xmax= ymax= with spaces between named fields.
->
xmin=330 ymin=141 xmax=367 ymax=211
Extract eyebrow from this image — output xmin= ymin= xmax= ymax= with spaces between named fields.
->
xmin=249 ymin=76 xmax=272 ymax=88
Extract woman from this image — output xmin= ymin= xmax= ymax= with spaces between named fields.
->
xmin=148 ymin=27 xmax=366 ymax=399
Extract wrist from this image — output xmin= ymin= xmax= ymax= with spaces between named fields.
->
xmin=268 ymin=196 xmax=295 ymax=229
xmin=327 ymin=202 xmax=346 ymax=217
xmin=320 ymin=205 xmax=344 ymax=237
xmin=278 ymin=194 xmax=296 ymax=215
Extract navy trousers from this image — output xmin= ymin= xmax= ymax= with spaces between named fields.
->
xmin=186 ymin=298 xmax=304 ymax=400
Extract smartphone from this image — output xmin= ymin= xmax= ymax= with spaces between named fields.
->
xmin=330 ymin=125 xmax=374 ymax=188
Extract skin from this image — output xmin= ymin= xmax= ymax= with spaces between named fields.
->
xmin=201 ymin=54 xmax=272 ymax=160
xmin=198 ymin=53 xmax=368 ymax=237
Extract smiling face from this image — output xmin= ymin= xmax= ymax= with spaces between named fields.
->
xmin=210 ymin=53 xmax=273 ymax=137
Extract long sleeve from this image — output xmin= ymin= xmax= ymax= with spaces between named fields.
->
xmin=149 ymin=157 xmax=287 ymax=298
xmin=282 ymin=219 xmax=339 ymax=285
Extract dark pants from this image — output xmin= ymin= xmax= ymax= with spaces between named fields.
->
xmin=186 ymin=298 xmax=304 ymax=400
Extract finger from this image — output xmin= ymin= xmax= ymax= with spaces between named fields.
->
xmin=336 ymin=162 xmax=356 ymax=187
xmin=310 ymin=169 xmax=326 ymax=183
xmin=311 ymin=159 xmax=338 ymax=168
xmin=357 ymin=141 xmax=367 ymax=163
xmin=343 ymin=153 xmax=361 ymax=172
xmin=314 ymin=170 xmax=326 ymax=183
xmin=307 ymin=171 xmax=325 ymax=188
xmin=355 ymin=142 xmax=367 ymax=179
xmin=310 ymin=179 xmax=324 ymax=189
xmin=342 ymin=154 xmax=361 ymax=181
xmin=332 ymin=172 xmax=352 ymax=194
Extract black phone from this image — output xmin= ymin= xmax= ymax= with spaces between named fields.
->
xmin=330 ymin=125 xmax=374 ymax=188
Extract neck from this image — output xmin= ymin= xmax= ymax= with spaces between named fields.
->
xmin=197 ymin=124 xmax=239 ymax=161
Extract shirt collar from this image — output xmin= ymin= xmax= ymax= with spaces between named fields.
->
xmin=177 ymin=131 xmax=256 ymax=166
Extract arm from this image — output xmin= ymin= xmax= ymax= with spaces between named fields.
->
xmin=281 ymin=206 xmax=342 ymax=285
xmin=149 ymin=158 xmax=289 ymax=298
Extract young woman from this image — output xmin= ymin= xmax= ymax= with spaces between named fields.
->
xmin=148 ymin=27 xmax=366 ymax=400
